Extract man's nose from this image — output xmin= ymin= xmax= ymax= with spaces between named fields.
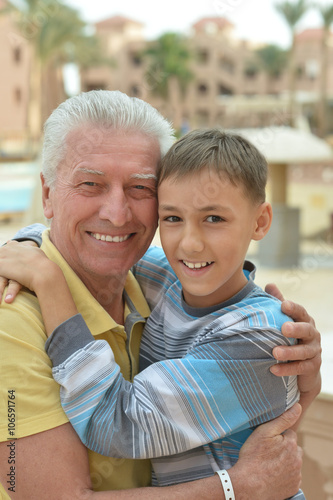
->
xmin=99 ymin=188 xmax=132 ymax=226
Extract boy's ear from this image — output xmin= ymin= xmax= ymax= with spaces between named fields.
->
xmin=41 ymin=173 xmax=54 ymax=219
xmin=252 ymin=202 xmax=272 ymax=241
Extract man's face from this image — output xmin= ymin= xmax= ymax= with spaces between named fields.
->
xmin=42 ymin=127 xmax=160 ymax=286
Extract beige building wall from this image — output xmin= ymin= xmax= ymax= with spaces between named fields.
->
xmin=0 ymin=3 xmax=30 ymax=136
xmin=2 ymin=11 xmax=332 ymax=140
xmin=81 ymin=16 xmax=148 ymax=98
xmin=80 ymin=16 xmax=333 ymax=133
xmin=299 ymin=394 xmax=333 ymax=500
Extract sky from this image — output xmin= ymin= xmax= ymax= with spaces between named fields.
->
xmin=65 ymin=0 xmax=329 ymax=47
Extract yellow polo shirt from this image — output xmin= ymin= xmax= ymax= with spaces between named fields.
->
xmin=0 ymin=230 xmax=152 ymax=497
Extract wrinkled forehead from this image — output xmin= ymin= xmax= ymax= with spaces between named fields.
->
xmin=58 ymin=125 xmax=160 ymax=174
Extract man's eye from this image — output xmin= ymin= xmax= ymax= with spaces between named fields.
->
xmin=206 ymin=215 xmax=223 ymax=223
xmin=83 ymin=181 xmax=97 ymax=186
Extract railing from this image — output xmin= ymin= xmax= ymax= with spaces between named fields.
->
xmin=0 ymin=132 xmax=41 ymax=161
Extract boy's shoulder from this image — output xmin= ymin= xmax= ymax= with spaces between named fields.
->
xmin=132 ymin=246 xmax=178 ymax=310
xmin=133 ymin=246 xmax=176 ymax=279
xmin=243 ymin=283 xmax=292 ymax=328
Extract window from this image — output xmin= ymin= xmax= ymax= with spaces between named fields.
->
xmin=129 ymin=52 xmax=142 ymax=66
xmin=13 ymin=47 xmax=21 ymax=63
xmin=244 ymin=64 xmax=258 ymax=79
xmin=85 ymin=83 xmax=107 ymax=92
xmin=14 ymin=88 xmax=22 ymax=103
xmin=296 ymin=66 xmax=304 ymax=80
xmin=197 ymin=83 xmax=208 ymax=94
xmin=305 ymin=60 xmax=318 ymax=80
xmin=219 ymin=57 xmax=234 ymax=74
xmin=204 ymin=22 xmax=218 ymax=35
xmin=197 ymin=49 xmax=209 ymax=64
xmin=130 ymin=85 xmax=140 ymax=97
xmin=218 ymin=84 xmax=233 ymax=96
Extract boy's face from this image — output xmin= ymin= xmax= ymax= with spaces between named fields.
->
xmin=158 ymin=169 xmax=271 ymax=308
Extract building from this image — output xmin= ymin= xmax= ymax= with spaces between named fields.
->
xmin=0 ymin=0 xmax=31 ymax=152
xmin=2 ymin=9 xmax=333 ymax=139
xmin=0 ymin=0 xmax=66 ymax=157
xmin=79 ymin=16 xmax=333 ymax=133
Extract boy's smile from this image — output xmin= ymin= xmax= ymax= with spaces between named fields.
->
xmin=158 ymin=169 xmax=271 ymax=308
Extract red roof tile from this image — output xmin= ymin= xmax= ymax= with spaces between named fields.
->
xmin=96 ymin=15 xmax=143 ymax=29
xmin=296 ymin=28 xmax=332 ymax=41
xmin=192 ymin=17 xmax=234 ymax=30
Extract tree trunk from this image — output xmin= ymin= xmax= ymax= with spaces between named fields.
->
xmin=317 ymin=28 xmax=329 ymax=138
xmin=168 ymin=75 xmax=183 ymax=133
xmin=288 ymin=33 xmax=297 ymax=127
xmin=27 ymin=45 xmax=42 ymax=141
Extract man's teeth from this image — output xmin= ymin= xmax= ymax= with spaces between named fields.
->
xmin=92 ymin=233 xmax=131 ymax=243
xmin=183 ymin=261 xmax=212 ymax=269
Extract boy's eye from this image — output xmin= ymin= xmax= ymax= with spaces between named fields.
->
xmin=164 ymin=216 xmax=181 ymax=222
xmin=206 ymin=215 xmax=223 ymax=223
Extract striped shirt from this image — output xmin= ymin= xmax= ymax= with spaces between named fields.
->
xmin=13 ymin=228 xmax=303 ymax=498
xmin=45 ymin=246 xmax=302 ymax=497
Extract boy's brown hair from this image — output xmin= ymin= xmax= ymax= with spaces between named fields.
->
xmin=158 ymin=128 xmax=268 ymax=203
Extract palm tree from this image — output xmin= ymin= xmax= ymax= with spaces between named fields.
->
xmin=316 ymin=4 xmax=333 ymax=137
xmin=144 ymin=32 xmax=193 ymax=133
xmin=1 ymin=0 xmax=104 ymax=140
xmin=275 ymin=0 xmax=310 ymax=125
xmin=255 ymin=44 xmax=288 ymax=93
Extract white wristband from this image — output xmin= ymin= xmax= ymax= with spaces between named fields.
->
xmin=215 ymin=469 xmax=235 ymax=500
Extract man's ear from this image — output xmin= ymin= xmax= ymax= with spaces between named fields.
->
xmin=252 ymin=202 xmax=272 ymax=241
xmin=41 ymin=173 xmax=54 ymax=219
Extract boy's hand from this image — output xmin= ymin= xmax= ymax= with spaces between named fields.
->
xmin=0 ymin=240 xmax=47 ymax=303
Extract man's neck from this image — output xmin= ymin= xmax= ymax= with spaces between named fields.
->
xmin=79 ymin=274 xmax=127 ymax=325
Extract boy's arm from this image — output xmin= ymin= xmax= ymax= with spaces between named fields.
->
xmin=0 ymin=241 xmax=78 ymax=332
xmin=0 ymin=231 xmax=322 ymax=411
xmin=0 ymin=406 xmax=303 ymax=500
xmin=12 ymin=222 xmax=46 ymax=245
xmin=44 ymin=313 xmax=299 ymax=460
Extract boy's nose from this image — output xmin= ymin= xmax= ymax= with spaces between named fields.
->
xmin=180 ymin=227 xmax=204 ymax=254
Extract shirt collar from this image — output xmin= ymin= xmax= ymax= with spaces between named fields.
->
xmin=41 ymin=229 xmax=150 ymax=335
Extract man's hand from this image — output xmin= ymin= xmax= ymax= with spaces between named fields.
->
xmin=266 ymin=283 xmax=322 ymax=418
xmin=230 ymin=404 xmax=303 ymax=500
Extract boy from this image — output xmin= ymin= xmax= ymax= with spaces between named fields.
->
xmin=0 ymin=130 xmax=304 ymax=498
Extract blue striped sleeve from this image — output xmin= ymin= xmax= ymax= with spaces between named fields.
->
xmin=49 ymin=315 xmax=299 ymax=459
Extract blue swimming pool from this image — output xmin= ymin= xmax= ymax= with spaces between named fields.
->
xmin=0 ymin=161 xmax=39 ymax=213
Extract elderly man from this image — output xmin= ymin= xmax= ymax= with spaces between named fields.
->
xmin=0 ymin=90 xmax=321 ymax=499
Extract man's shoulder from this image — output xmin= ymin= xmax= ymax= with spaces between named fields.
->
xmin=0 ymin=289 xmax=45 ymax=348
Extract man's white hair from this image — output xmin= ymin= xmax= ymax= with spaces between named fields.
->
xmin=42 ymin=90 xmax=175 ymax=186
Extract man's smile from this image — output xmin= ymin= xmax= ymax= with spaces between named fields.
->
xmin=89 ymin=232 xmax=132 ymax=243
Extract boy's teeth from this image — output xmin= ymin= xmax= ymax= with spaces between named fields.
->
xmin=183 ymin=261 xmax=212 ymax=269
